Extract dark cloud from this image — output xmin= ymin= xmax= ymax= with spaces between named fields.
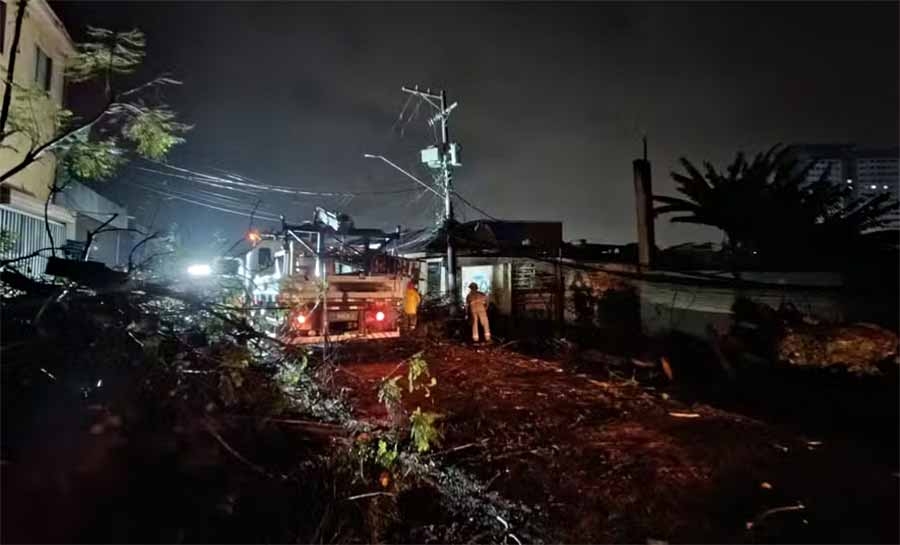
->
xmin=53 ymin=1 xmax=899 ymax=249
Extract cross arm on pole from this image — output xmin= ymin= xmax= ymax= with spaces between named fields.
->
xmin=401 ymin=86 xmax=442 ymax=100
xmin=401 ymin=86 xmax=442 ymax=111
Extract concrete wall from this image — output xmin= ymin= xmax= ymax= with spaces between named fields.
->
xmin=563 ymin=263 xmax=854 ymax=340
xmin=413 ymin=252 xmax=866 ymax=342
xmin=53 ymin=181 xmax=130 ymax=267
xmin=634 ymin=278 xmax=845 ymax=338
xmin=55 ymin=181 xmax=129 ymax=229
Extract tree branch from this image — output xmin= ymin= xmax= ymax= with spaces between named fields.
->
xmin=0 ymin=75 xmax=181 ymax=187
xmin=81 ymin=213 xmax=119 ymax=260
xmin=0 ymin=98 xmax=113 ymax=185
xmin=0 ymin=245 xmax=62 ymax=267
xmin=0 ymin=0 xmax=28 ymax=138
xmin=117 ymin=74 xmax=180 ymax=99
xmin=128 ymin=231 xmax=160 ymax=271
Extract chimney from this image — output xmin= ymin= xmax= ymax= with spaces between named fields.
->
xmin=633 ymin=136 xmax=656 ymax=269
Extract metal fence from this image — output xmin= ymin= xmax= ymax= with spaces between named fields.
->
xmin=0 ymin=206 xmax=67 ymax=278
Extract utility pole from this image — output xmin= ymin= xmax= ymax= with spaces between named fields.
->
xmin=400 ymin=85 xmax=461 ymax=312
xmin=633 ymin=135 xmax=655 ymax=271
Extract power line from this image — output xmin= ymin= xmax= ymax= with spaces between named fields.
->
xmin=136 ymin=161 xmax=426 ymax=199
xmin=391 ymin=93 xmax=414 ymax=134
xmin=122 ymin=179 xmax=283 ymax=222
xmin=452 ymin=190 xmax=500 ymax=221
xmin=131 ymin=172 xmax=284 ymax=213
xmin=135 ymin=164 xmax=353 ymax=198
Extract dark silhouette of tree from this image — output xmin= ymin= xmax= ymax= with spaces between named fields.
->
xmin=654 ymin=144 xmax=898 ymax=269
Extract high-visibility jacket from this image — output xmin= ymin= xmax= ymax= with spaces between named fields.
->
xmin=466 ymin=290 xmax=487 ymax=312
xmin=403 ymin=288 xmax=421 ymax=315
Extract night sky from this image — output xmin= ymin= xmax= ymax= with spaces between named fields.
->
xmin=52 ymin=1 xmax=899 ymax=251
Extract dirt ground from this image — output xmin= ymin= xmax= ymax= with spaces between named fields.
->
xmin=334 ymin=337 xmax=900 ymax=544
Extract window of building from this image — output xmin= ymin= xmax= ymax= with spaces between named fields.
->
xmin=0 ymin=2 xmax=7 ymax=55
xmin=34 ymin=45 xmax=52 ymax=92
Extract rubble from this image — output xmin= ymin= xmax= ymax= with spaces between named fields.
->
xmin=731 ymin=297 xmax=899 ymax=375
xmin=777 ymin=322 xmax=899 ymax=374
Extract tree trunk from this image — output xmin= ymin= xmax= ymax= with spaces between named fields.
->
xmin=0 ymin=0 xmax=29 ymax=138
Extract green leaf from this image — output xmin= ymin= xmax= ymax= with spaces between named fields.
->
xmin=67 ymin=27 xmax=146 ymax=82
xmin=122 ymin=107 xmax=191 ymax=160
xmin=375 ymin=438 xmax=398 ymax=468
xmin=409 ymin=407 xmax=442 ymax=453
xmin=63 ymin=138 xmax=125 ymax=181
xmin=406 ymin=352 xmax=429 ymax=393
xmin=377 ymin=376 xmax=402 ymax=409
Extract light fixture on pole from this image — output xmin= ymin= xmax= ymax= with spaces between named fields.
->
xmin=362 ymin=154 xmax=444 ymax=199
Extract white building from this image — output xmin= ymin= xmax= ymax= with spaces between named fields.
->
xmin=854 ymin=150 xmax=899 ymax=199
xmin=0 ymin=0 xmax=77 ymax=276
xmin=791 ymin=144 xmax=898 ymax=199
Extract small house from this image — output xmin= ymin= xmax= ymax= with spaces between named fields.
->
xmin=395 ymin=220 xmax=565 ymax=321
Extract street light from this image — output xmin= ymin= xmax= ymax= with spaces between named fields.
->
xmin=364 ymin=152 xmax=459 ymax=315
xmin=363 ymin=154 xmax=444 ymax=199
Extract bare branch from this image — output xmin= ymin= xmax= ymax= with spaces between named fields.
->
xmin=0 ymin=246 xmax=62 ymax=267
xmin=81 ymin=213 xmax=119 ymax=260
xmin=128 ymin=231 xmax=160 ymax=271
xmin=0 ymin=0 xmax=29 ymax=137
xmin=117 ymin=75 xmax=181 ymax=99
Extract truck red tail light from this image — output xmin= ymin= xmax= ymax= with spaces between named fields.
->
xmin=375 ymin=311 xmax=385 ymax=322
xmin=296 ymin=314 xmax=306 ymax=325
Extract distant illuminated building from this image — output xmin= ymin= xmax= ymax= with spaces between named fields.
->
xmin=790 ymin=144 xmax=899 ymax=201
xmin=854 ymin=149 xmax=899 ymax=199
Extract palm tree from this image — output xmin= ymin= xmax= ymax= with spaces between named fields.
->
xmin=654 ymin=144 xmax=898 ymax=269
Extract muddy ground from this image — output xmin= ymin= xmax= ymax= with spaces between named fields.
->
xmin=334 ymin=337 xmax=900 ymax=544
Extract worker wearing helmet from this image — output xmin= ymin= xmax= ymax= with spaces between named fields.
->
xmin=403 ymin=281 xmax=421 ymax=332
xmin=466 ymin=282 xmax=491 ymax=343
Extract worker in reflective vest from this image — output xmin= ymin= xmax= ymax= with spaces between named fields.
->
xmin=403 ymin=282 xmax=421 ymax=331
xmin=466 ymin=282 xmax=491 ymax=343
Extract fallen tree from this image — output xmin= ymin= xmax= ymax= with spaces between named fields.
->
xmin=1 ymin=268 xmax=542 ymax=543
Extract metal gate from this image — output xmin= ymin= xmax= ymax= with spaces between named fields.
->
xmin=0 ymin=206 xmax=67 ymax=278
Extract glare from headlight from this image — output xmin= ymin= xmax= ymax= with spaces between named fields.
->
xmin=187 ymin=264 xmax=212 ymax=276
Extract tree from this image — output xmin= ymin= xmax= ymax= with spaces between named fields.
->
xmin=1 ymin=25 xmax=189 ymax=185
xmin=0 ymin=17 xmax=190 ymax=259
xmin=654 ymin=144 xmax=898 ymax=269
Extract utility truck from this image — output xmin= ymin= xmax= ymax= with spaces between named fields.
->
xmin=243 ymin=208 xmax=418 ymax=343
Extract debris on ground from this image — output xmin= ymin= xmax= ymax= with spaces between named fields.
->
xmin=2 ymin=271 xmax=898 ymax=543
xmin=334 ymin=338 xmax=900 ymax=543
xmin=730 ymin=298 xmax=899 ymax=375
xmin=777 ymin=322 xmax=899 ymax=374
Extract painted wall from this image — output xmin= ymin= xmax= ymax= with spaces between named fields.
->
xmin=0 ymin=0 xmax=75 ymax=201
